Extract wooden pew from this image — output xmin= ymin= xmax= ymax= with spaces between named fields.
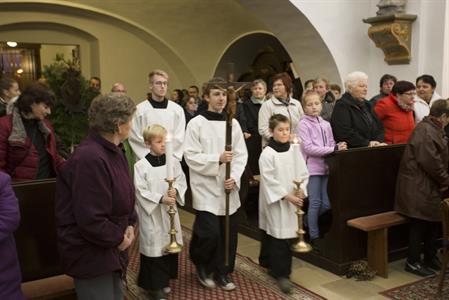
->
xmin=13 ymin=179 xmax=76 ymax=299
xmin=347 ymin=211 xmax=409 ymax=277
xmin=300 ymin=144 xmax=409 ymax=274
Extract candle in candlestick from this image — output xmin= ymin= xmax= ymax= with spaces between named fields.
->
xmin=291 ymin=135 xmax=301 ymax=181
xmin=166 ymin=133 xmax=174 ymax=180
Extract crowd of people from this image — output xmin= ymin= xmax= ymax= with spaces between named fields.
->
xmin=0 ymin=68 xmax=448 ymax=299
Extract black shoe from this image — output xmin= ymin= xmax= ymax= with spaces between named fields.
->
xmin=196 ymin=266 xmax=216 ymax=288
xmin=148 ymin=289 xmax=167 ymax=300
xmin=310 ymin=238 xmax=321 ymax=253
xmin=405 ymin=261 xmax=435 ymax=277
xmin=259 ymin=259 xmax=269 ymax=269
xmin=214 ymin=274 xmax=236 ymax=291
xmin=276 ymin=277 xmax=293 ymax=294
xmin=424 ymin=257 xmax=442 ymax=271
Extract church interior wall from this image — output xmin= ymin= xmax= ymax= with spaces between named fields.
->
xmin=0 ymin=2 xmax=190 ymax=102
xmin=0 ymin=23 xmax=96 ymax=79
xmin=239 ymin=0 xmax=342 ymax=90
xmin=291 ymin=0 xmax=447 ymax=97
xmin=66 ymin=0 xmax=269 ymax=91
xmin=0 ymin=0 xmax=447 ymax=99
xmin=213 ymin=32 xmax=294 ymax=81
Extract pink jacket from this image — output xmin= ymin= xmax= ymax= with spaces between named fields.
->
xmin=297 ymin=115 xmax=336 ymax=175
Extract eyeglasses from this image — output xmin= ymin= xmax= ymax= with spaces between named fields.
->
xmin=152 ymin=81 xmax=168 ymax=86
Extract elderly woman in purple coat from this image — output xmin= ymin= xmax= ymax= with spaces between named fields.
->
xmin=0 ymin=171 xmax=25 ymax=299
xmin=55 ymin=93 xmax=137 ymax=300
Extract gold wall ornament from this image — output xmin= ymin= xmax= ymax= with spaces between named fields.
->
xmin=363 ymin=14 xmax=417 ymax=65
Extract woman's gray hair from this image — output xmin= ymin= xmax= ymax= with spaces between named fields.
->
xmin=345 ymin=71 xmax=368 ymax=91
xmin=88 ymin=92 xmax=136 ymax=134
xmin=251 ymin=79 xmax=267 ymax=90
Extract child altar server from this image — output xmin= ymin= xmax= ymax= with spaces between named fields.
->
xmin=258 ymin=114 xmax=309 ymax=294
xmin=184 ymin=80 xmax=248 ymax=291
xmin=129 ymin=69 xmax=185 ymax=160
xmin=134 ymin=124 xmax=187 ymax=300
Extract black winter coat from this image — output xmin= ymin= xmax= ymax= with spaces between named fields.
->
xmin=330 ymin=92 xmax=384 ymax=148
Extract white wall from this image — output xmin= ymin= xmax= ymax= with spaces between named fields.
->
xmin=291 ymin=0 xmax=371 ymax=88
xmin=443 ymin=0 xmax=449 ymax=97
xmin=239 ymin=0 xmax=341 ymax=88
xmin=290 ymin=0 xmax=447 ymax=97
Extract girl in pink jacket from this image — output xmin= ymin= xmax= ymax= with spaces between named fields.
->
xmin=297 ymin=91 xmax=347 ymax=245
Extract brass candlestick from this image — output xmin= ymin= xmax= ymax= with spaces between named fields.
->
xmin=291 ymin=179 xmax=312 ymax=253
xmin=164 ymin=178 xmax=182 ymax=254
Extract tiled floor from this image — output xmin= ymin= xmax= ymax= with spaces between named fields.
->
xmin=179 ymin=209 xmax=423 ymax=300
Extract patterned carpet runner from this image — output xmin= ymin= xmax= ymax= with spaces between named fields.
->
xmin=380 ymin=274 xmax=449 ymax=300
xmin=125 ymin=227 xmax=326 ymax=300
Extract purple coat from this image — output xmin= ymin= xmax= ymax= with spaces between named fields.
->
xmin=55 ymin=132 xmax=136 ymax=279
xmin=298 ymin=115 xmax=336 ymax=175
xmin=0 ymin=172 xmax=25 ymax=300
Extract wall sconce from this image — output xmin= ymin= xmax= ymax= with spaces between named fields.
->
xmin=363 ymin=1 xmax=417 ymax=65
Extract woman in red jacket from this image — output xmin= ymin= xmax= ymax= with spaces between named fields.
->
xmin=0 ymin=82 xmax=64 ymax=181
xmin=374 ymin=81 xmax=416 ymax=144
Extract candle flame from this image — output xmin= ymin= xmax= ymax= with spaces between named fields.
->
xmin=291 ymin=134 xmax=299 ymax=144
xmin=166 ymin=133 xmax=173 ymax=142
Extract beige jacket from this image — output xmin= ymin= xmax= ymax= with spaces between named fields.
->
xmin=258 ymin=96 xmax=304 ymax=147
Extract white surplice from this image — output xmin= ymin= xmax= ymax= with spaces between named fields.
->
xmin=258 ymin=146 xmax=309 ymax=239
xmin=134 ymin=158 xmax=187 ymax=257
xmin=183 ymin=116 xmax=248 ymax=216
xmin=129 ymin=100 xmax=186 ymax=160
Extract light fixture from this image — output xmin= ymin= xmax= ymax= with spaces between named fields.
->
xmin=16 ymin=68 xmax=23 ymax=74
xmin=6 ymin=41 xmax=18 ymax=47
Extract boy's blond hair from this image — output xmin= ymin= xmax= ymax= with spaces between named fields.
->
xmin=148 ymin=69 xmax=168 ymax=82
xmin=143 ymin=124 xmax=167 ymax=143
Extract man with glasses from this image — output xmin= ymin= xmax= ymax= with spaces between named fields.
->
xmin=129 ymin=69 xmax=185 ymax=160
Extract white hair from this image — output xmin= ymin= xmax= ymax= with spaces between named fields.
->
xmin=345 ymin=71 xmax=368 ymax=91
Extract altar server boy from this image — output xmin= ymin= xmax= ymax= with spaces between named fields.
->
xmin=258 ymin=114 xmax=309 ymax=294
xmin=184 ymin=80 xmax=248 ymax=291
xmin=134 ymin=124 xmax=187 ymax=300
xmin=129 ymin=69 xmax=185 ymax=160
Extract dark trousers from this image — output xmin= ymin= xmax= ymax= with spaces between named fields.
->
xmin=189 ymin=210 xmax=238 ymax=275
xmin=74 ymin=271 xmax=123 ymax=300
xmin=407 ymin=217 xmax=440 ymax=264
xmin=138 ymin=253 xmax=178 ymax=290
xmin=258 ymin=230 xmax=293 ymax=279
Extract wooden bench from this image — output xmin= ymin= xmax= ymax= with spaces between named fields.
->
xmin=13 ymin=179 xmax=76 ymax=299
xmin=21 ymin=275 xmax=76 ymax=299
xmin=347 ymin=211 xmax=408 ymax=278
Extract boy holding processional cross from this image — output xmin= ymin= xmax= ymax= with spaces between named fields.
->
xmin=184 ymin=79 xmax=248 ymax=291
xmin=134 ymin=124 xmax=187 ymax=300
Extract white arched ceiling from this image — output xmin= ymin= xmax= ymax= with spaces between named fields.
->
xmin=239 ymin=0 xmax=341 ymax=86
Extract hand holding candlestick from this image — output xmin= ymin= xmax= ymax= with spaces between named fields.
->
xmin=290 ymin=135 xmax=312 ymax=253
xmin=164 ymin=178 xmax=182 ymax=254
xmin=291 ymin=180 xmax=312 ymax=253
